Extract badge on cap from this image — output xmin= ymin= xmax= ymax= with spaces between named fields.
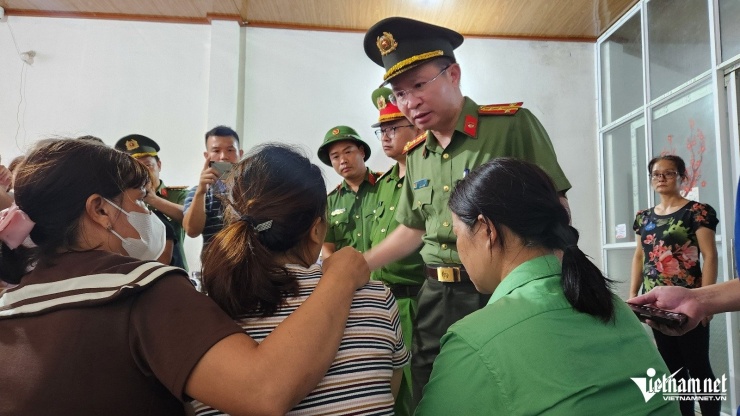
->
xmin=332 ymin=128 xmax=340 ymax=135
xmin=377 ymin=95 xmax=387 ymax=110
xmin=125 ymin=139 xmax=139 ymax=151
xmin=376 ymin=32 xmax=398 ymax=56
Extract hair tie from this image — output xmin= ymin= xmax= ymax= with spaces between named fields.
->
xmin=254 ymin=220 xmax=273 ymax=232
xmin=239 ymin=215 xmax=273 ymax=233
xmin=0 ymin=204 xmax=36 ymax=249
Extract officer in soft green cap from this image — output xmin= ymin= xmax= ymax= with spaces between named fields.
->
xmin=114 ymin=134 xmax=189 ymax=270
xmin=318 ymin=125 xmax=381 ymax=258
xmin=368 ymin=87 xmax=425 ymax=416
xmin=361 ymin=17 xmax=573 ymax=409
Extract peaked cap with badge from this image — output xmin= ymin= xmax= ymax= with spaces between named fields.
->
xmin=317 ymin=125 xmax=372 ymax=166
xmin=371 ymin=87 xmax=406 ymax=128
xmin=114 ymin=134 xmax=160 ymax=159
xmin=364 ymin=17 xmax=464 ymax=84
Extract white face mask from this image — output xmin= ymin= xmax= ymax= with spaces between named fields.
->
xmin=104 ymin=198 xmax=166 ymax=261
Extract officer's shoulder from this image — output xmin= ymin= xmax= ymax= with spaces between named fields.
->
xmin=377 ymin=167 xmax=394 ymax=181
xmin=403 ymin=131 xmax=428 ymax=154
xmin=369 ymin=170 xmax=384 ymax=185
xmin=165 ymin=185 xmax=189 ymax=191
xmin=478 ymin=102 xmax=524 ymax=116
xmin=328 ymin=183 xmax=342 ymax=196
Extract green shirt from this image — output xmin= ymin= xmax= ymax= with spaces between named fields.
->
xmin=369 ymin=164 xmax=425 ymax=286
xmin=396 ymin=97 xmax=571 ymax=264
xmin=415 ymin=255 xmax=679 ymax=416
xmin=325 ymin=169 xmax=380 ymax=252
xmin=154 ymin=181 xmax=188 ymax=270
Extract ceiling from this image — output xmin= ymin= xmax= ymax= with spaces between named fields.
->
xmin=1 ymin=0 xmax=639 ymax=41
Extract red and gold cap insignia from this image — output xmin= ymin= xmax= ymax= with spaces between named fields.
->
xmin=332 ymin=128 xmax=340 ymax=135
xmin=125 ymin=139 xmax=139 ymax=151
xmin=376 ymin=32 xmax=398 ymax=56
xmin=376 ymin=95 xmax=387 ymax=110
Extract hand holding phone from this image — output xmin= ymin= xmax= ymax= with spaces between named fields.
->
xmin=628 ymin=303 xmax=688 ymax=329
xmin=209 ymin=161 xmax=233 ymax=177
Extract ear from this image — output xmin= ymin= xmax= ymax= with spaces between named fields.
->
xmin=477 ymin=214 xmax=496 ymax=247
xmin=156 ymin=159 xmax=162 ymax=170
xmin=308 ymin=217 xmax=324 ymax=246
xmin=239 ymin=149 xmax=244 ymax=158
xmin=447 ymin=63 xmax=462 ymax=85
xmin=85 ymin=194 xmax=116 ymax=230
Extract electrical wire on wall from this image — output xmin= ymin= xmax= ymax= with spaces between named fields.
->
xmin=5 ymin=19 xmax=32 ymax=153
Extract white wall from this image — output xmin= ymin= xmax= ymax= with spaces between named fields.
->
xmin=0 ymin=16 xmax=600 ymax=269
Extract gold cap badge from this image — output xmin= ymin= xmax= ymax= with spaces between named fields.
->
xmin=125 ymin=139 xmax=139 ymax=151
xmin=376 ymin=32 xmax=398 ymax=56
xmin=376 ymin=95 xmax=387 ymax=110
xmin=332 ymin=128 xmax=340 ymax=135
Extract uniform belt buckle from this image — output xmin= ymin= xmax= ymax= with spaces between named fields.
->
xmin=437 ymin=266 xmax=460 ymax=283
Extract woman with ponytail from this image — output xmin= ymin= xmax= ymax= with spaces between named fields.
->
xmin=415 ymin=157 xmax=677 ymax=415
xmin=0 ymin=139 xmax=369 ymax=416
xmin=192 ymin=144 xmax=408 ymax=416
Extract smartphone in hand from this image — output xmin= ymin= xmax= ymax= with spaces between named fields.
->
xmin=628 ymin=303 xmax=688 ymax=328
xmin=209 ymin=161 xmax=233 ymax=177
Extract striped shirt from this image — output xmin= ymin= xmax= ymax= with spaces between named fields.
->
xmin=192 ymin=263 xmax=410 ymax=416
xmin=183 ymin=184 xmax=225 ymax=246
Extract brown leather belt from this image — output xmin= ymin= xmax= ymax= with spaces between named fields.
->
xmin=424 ymin=264 xmax=470 ymax=283
xmin=387 ymin=284 xmax=423 ymax=299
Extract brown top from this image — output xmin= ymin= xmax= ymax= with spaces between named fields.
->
xmin=0 ymin=250 xmax=241 ymax=416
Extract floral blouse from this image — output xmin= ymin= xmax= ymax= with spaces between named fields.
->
xmin=633 ymin=201 xmax=718 ymax=292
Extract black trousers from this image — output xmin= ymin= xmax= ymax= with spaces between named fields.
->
xmin=652 ymin=323 xmax=721 ymax=416
xmin=411 ymin=278 xmax=490 ymax=406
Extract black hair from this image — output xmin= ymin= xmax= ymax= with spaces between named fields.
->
xmin=201 ymin=143 xmax=327 ymax=318
xmin=449 ymin=157 xmax=615 ymax=322
xmin=0 ymin=139 xmax=150 ymax=284
xmin=205 ymin=125 xmax=240 ymax=146
xmin=647 ymin=154 xmax=686 ymax=178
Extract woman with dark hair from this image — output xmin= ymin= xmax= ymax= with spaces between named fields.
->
xmin=630 ymin=154 xmax=719 ymax=416
xmin=0 ymin=139 xmax=369 ymax=415
xmin=414 ymin=157 xmax=677 ymax=415
xmin=192 ymin=143 xmax=408 ymax=415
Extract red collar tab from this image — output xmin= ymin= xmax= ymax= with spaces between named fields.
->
xmin=464 ymin=115 xmax=478 ymax=137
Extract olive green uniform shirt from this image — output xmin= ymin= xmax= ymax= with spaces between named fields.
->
xmin=370 ymin=163 xmax=425 ymax=287
xmin=415 ymin=255 xmax=679 ymax=416
xmin=396 ymin=97 xmax=571 ymax=265
xmin=154 ymin=181 xmax=188 ymax=270
xmin=325 ymin=169 xmax=380 ymax=252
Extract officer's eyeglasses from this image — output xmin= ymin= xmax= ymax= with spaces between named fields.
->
xmin=374 ymin=124 xmax=415 ymax=140
xmin=392 ymin=65 xmax=451 ymax=106
xmin=650 ymin=171 xmax=679 ymax=180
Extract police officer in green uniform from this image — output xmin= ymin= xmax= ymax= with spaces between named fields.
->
xmin=115 ymin=134 xmax=189 ymax=270
xmin=369 ymin=87 xmax=425 ymax=416
xmin=362 ymin=17 xmax=572 ymax=404
xmin=318 ymin=126 xmax=381 ymax=257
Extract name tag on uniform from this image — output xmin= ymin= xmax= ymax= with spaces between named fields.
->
xmin=413 ymin=179 xmax=430 ymax=190
xmin=330 ymin=208 xmax=346 ymax=216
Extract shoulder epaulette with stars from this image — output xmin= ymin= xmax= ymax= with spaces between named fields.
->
xmin=403 ymin=131 xmax=428 ymax=155
xmin=478 ymin=102 xmax=523 ymax=116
